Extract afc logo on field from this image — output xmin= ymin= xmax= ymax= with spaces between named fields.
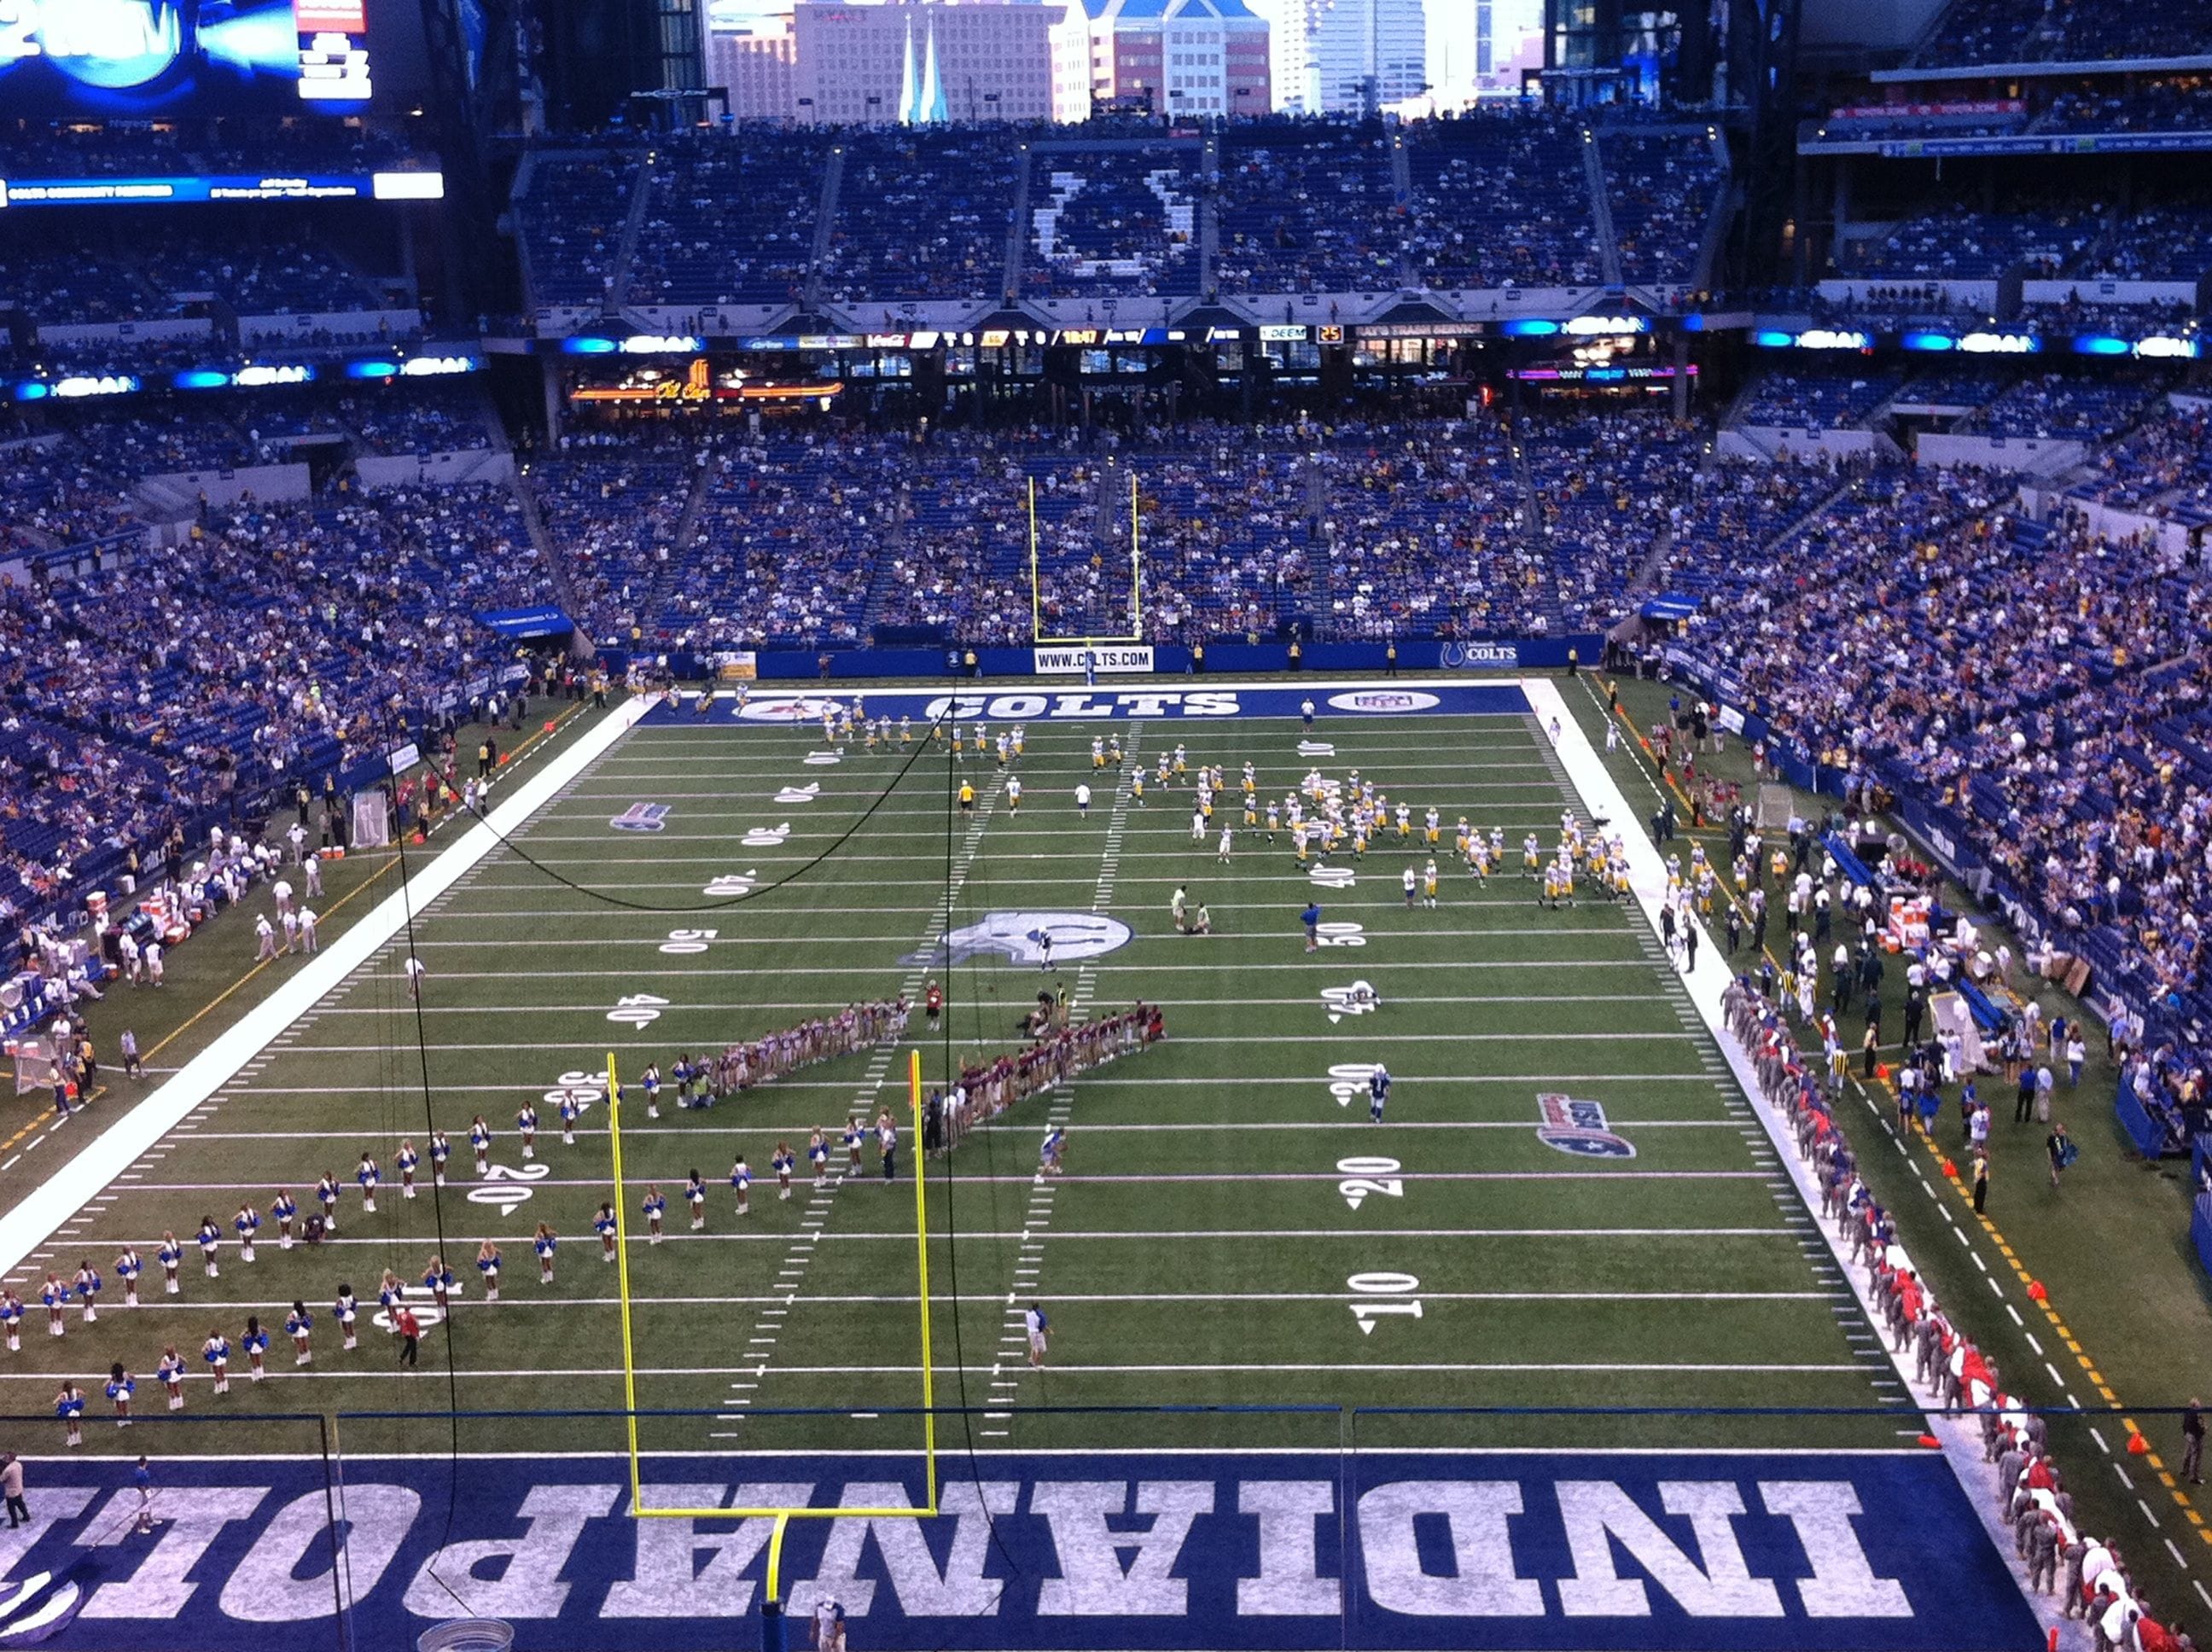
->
xmin=1534 ymin=1092 xmax=1637 ymax=1158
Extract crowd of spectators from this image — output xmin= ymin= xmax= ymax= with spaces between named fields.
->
xmin=142 ymin=238 xmax=380 ymax=317
xmin=1853 ymin=204 xmax=2105 ymax=281
xmin=1604 ymin=130 xmax=1726 ymax=284
xmin=1402 ymin=111 xmax=1602 ymax=290
xmin=1974 ymin=373 xmax=2162 ymax=439
xmin=626 ymin=131 xmax=823 ymax=309
xmin=1322 ymin=416 xmax=1546 ymax=637
xmin=1215 ymin=124 xmax=1404 ymax=294
xmin=342 ymin=387 xmax=493 ymax=455
xmin=1738 ymin=371 xmax=1903 ymax=430
xmin=0 ymin=480 xmax=549 ymax=923
xmin=820 ymin=131 xmax=1019 ymax=305
xmin=2068 ymin=400 xmax=2212 ymax=518
xmin=518 ymin=147 xmax=646 ymax=306
xmin=1674 ymin=459 xmax=2212 ymax=1043
xmin=1915 ymin=0 xmax=2212 ymax=65
xmin=2043 ymin=79 xmax=2212 ymax=132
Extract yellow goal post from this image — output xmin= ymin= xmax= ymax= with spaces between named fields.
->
xmin=1029 ymin=471 xmax=1146 ymax=644
xmin=604 ymin=1047 xmax=939 ymax=1524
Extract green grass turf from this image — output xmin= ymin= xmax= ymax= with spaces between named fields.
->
xmin=0 ymin=703 xmax=1914 ymax=1468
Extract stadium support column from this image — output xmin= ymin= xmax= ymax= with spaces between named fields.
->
xmin=1726 ymin=0 xmax=1802 ymax=289
xmin=1671 ymin=334 xmax=1689 ymax=421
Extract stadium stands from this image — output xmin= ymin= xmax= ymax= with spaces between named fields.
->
xmin=1973 ymin=373 xmax=2160 ymax=439
xmin=1850 ymin=204 xmax=2104 ymax=280
xmin=518 ymin=146 xmax=645 ymax=307
xmin=1604 ymin=129 xmax=1726 ymax=285
xmin=626 ymin=131 xmax=824 ymax=309
xmin=1914 ymin=0 xmax=2212 ymax=64
xmin=1738 ymin=371 xmax=1903 ymax=430
xmin=0 ymin=481 xmax=550 ymax=920
xmin=1216 ymin=123 xmax=1403 ymax=294
xmin=822 ymin=131 xmax=1019 ymax=305
xmin=1402 ymin=112 xmax=1602 ymax=290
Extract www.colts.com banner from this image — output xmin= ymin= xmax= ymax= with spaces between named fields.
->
xmin=0 ymin=1451 xmax=2037 ymax=1649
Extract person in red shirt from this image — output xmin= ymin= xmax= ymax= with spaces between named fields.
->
xmin=394 ymin=1306 xmax=421 ymax=1370
xmin=924 ymin=980 xmax=944 ymax=1026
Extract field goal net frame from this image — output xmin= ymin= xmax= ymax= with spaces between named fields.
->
xmin=604 ymin=1048 xmax=940 ymax=1522
xmin=1029 ymin=472 xmax=1146 ymax=646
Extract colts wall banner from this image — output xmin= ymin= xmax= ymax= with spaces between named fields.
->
xmin=1033 ymin=646 xmax=1156 ymax=676
xmin=0 ymin=1450 xmax=2040 ymax=1650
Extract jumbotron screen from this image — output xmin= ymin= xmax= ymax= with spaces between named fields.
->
xmin=0 ymin=0 xmax=373 ymax=115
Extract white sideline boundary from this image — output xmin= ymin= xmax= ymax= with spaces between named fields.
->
xmin=1524 ymin=677 xmax=2078 ymax=1649
xmin=0 ymin=695 xmax=652 ymax=1283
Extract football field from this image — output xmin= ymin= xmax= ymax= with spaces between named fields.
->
xmin=0 ymin=681 xmax=2046 ymax=1649
xmin=0 ymin=686 xmax=1901 ymax=1449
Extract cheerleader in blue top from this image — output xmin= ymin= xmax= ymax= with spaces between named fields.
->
xmin=233 ymin=1201 xmax=260 ymax=1263
xmin=115 ymin=1247 xmax=143 ymax=1307
xmin=429 ymin=1129 xmax=452 ymax=1187
xmin=730 ymin=1155 xmax=752 ymax=1218
xmin=158 ymin=1231 xmax=183 ymax=1294
xmin=356 ymin=1153 xmax=380 ymax=1215
xmin=595 ymin=1203 xmax=618 ymax=1263
xmin=642 ymin=1064 xmax=661 ymax=1120
xmin=242 ymin=1316 xmax=270 ymax=1382
xmin=156 ymin=1344 xmax=186 ymax=1409
xmin=396 ymin=1141 xmax=420 ymax=1201
xmin=286 ymin=1300 xmax=313 ymax=1366
xmin=673 ymin=1056 xmax=693 ymax=1109
xmin=0 ymin=1288 xmax=22 ymax=1352
xmin=533 ymin=1224 xmax=557 ymax=1286
xmin=106 ymin=1362 xmax=135 ymax=1426
xmin=377 ymin=1271 xmax=405 ymax=1329
xmin=335 ymin=1284 xmax=360 ymax=1349
xmin=808 ymin=1129 xmax=830 ymax=1190
xmin=469 ymin=1116 xmax=492 ymax=1178
xmin=559 ymin=1093 xmax=582 ymax=1146
xmin=271 ymin=1188 xmax=298 ymax=1250
xmin=843 ymin=1120 xmax=865 ymax=1178
xmin=642 ymin=1184 xmax=667 ymax=1245
xmin=516 ymin=1103 xmax=538 ymax=1161
xmin=202 ymin=1329 xmax=231 ymax=1395
xmin=314 ymin=1173 xmax=341 ymax=1233
xmin=677 ymin=1167 xmax=703 ymax=1238
xmin=423 ymin=1255 xmax=455 ymax=1312
xmin=474 ymin=1241 xmax=501 ymax=1303
xmin=56 ymin=1380 xmax=85 ymax=1447
xmin=772 ymin=1143 xmax=795 ymax=1201
xmin=73 ymin=1261 xmax=102 ymax=1324
xmin=195 ymin=1217 xmax=222 ymax=1278
xmin=39 ymin=1274 xmax=66 ymax=1339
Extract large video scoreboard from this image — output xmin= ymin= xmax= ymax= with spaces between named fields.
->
xmin=0 ymin=0 xmax=374 ymax=115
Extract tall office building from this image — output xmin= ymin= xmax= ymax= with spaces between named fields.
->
xmin=1085 ymin=0 xmax=1272 ymax=119
xmin=706 ymin=0 xmax=1091 ymax=125
xmin=1247 ymin=0 xmax=1423 ymax=114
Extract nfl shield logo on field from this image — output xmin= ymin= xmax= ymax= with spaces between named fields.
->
xmin=908 ymin=910 xmax=1133 ymax=967
xmin=1534 ymin=1091 xmax=1636 ymax=1158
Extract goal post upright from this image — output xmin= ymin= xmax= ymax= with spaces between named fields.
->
xmin=606 ymin=1047 xmax=940 ymax=1521
xmin=1030 ymin=466 xmax=1147 ymax=648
